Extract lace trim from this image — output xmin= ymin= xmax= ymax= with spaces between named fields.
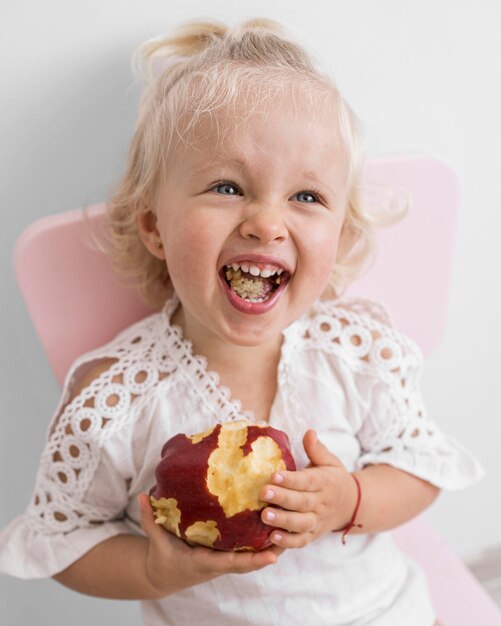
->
xmin=325 ymin=296 xmax=394 ymax=327
xmin=309 ymin=298 xmax=422 ymax=378
xmin=166 ymin=321 xmax=254 ymax=423
xmin=161 ymin=295 xmax=307 ymax=425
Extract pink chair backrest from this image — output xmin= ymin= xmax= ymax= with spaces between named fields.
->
xmin=15 ymin=206 xmax=156 ymax=384
xmin=14 ymin=155 xmax=458 ymax=385
xmin=346 ymin=155 xmax=458 ymax=351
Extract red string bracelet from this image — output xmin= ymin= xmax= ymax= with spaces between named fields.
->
xmin=341 ymin=474 xmax=363 ymax=545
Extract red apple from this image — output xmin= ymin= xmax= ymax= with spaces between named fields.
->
xmin=149 ymin=420 xmax=296 ymax=551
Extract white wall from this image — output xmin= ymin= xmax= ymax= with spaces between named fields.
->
xmin=1 ymin=1 xmax=500 ymax=624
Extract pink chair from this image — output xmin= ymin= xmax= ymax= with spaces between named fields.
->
xmin=13 ymin=156 xmax=501 ymax=624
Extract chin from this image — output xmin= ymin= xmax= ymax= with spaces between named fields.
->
xmin=221 ymin=322 xmax=283 ymax=348
xmin=221 ymin=298 xmax=299 ymax=341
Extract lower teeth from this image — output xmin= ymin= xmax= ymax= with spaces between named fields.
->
xmin=225 ymin=268 xmax=273 ymax=302
xmin=242 ymin=295 xmax=267 ymax=303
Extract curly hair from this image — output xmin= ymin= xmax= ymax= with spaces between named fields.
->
xmin=99 ymin=18 xmax=403 ymax=308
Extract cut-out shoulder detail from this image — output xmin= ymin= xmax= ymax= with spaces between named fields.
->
xmin=49 ymin=358 xmax=118 ymax=440
xmin=68 ymin=358 xmax=119 ymax=403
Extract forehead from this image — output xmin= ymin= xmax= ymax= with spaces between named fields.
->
xmin=172 ymin=89 xmax=348 ymax=183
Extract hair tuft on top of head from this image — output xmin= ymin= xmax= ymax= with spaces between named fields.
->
xmin=132 ymin=17 xmax=310 ymax=83
xmin=133 ymin=20 xmax=228 ymax=82
xmin=230 ymin=17 xmax=290 ymax=40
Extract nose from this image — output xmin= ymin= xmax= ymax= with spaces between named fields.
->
xmin=239 ymin=203 xmax=289 ymax=244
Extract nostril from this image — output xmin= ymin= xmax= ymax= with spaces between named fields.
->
xmin=239 ymin=211 xmax=288 ymax=243
xmin=243 ymin=232 xmax=287 ymax=243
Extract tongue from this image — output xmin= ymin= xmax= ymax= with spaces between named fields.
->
xmin=226 ymin=269 xmax=274 ymax=301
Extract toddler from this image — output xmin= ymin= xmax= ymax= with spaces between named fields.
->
xmin=0 ymin=18 xmax=484 ymax=626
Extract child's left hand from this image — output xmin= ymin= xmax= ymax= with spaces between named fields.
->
xmin=260 ymin=429 xmax=357 ymax=548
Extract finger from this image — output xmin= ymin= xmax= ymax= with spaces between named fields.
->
xmin=262 ymin=507 xmax=316 ymax=535
xmin=138 ymin=493 xmax=168 ymax=544
xmin=261 ymin=484 xmax=315 ymax=513
xmin=270 ymin=467 xmax=321 ymax=492
xmin=269 ymin=529 xmax=313 ymax=550
xmin=303 ymin=430 xmax=342 ymax=468
xmin=194 ymin=544 xmax=283 ymax=575
xmin=227 ymin=546 xmax=283 ymax=574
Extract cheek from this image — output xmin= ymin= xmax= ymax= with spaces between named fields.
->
xmin=162 ymin=214 xmax=225 ymax=283
xmin=167 ymin=214 xmax=206 ymax=245
xmin=305 ymin=220 xmax=344 ymax=278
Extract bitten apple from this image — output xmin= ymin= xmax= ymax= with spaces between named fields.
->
xmin=149 ymin=420 xmax=296 ymax=551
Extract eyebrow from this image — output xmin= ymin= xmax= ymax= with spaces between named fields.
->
xmin=191 ymin=159 xmax=330 ymax=188
xmin=301 ymin=171 xmax=330 ymax=186
xmin=190 ymin=158 xmax=249 ymax=176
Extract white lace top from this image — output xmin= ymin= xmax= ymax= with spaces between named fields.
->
xmin=0 ymin=294 xmax=483 ymax=626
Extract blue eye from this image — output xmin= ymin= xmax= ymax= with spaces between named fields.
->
xmin=213 ymin=182 xmax=240 ymax=195
xmin=295 ymin=191 xmax=321 ymax=204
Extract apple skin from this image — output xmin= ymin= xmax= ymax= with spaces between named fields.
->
xmin=149 ymin=422 xmax=296 ymax=551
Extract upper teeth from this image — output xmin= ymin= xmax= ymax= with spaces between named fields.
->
xmin=227 ymin=263 xmax=284 ymax=278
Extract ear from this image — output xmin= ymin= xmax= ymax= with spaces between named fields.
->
xmin=136 ymin=209 xmax=165 ymax=260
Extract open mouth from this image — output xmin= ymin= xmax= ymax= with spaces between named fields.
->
xmin=220 ymin=262 xmax=291 ymax=305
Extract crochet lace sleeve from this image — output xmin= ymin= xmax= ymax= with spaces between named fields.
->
xmin=311 ymin=298 xmax=484 ymax=490
xmin=0 ymin=353 xmax=146 ymax=579
xmin=355 ymin=312 xmax=483 ymax=489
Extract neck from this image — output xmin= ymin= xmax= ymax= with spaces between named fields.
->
xmin=171 ymin=304 xmax=283 ymax=375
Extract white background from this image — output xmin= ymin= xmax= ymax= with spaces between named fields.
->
xmin=1 ymin=1 xmax=500 ymax=624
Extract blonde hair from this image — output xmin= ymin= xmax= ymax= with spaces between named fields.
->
xmin=101 ymin=18 xmax=403 ymax=308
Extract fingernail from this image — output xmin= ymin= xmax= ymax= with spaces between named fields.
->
xmin=265 ymin=510 xmax=276 ymax=522
xmin=264 ymin=488 xmax=275 ymax=500
xmin=273 ymin=532 xmax=283 ymax=544
xmin=273 ymin=472 xmax=284 ymax=484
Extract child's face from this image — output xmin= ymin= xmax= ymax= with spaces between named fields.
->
xmin=142 ymin=93 xmax=349 ymax=348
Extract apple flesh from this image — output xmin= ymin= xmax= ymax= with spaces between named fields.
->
xmin=149 ymin=420 xmax=296 ymax=551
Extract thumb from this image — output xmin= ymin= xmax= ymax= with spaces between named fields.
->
xmin=303 ymin=430 xmax=341 ymax=468
xmin=138 ymin=492 xmax=165 ymax=543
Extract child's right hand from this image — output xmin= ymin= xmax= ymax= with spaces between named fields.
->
xmin=138 ymin=493 xmax=283 ymax=597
